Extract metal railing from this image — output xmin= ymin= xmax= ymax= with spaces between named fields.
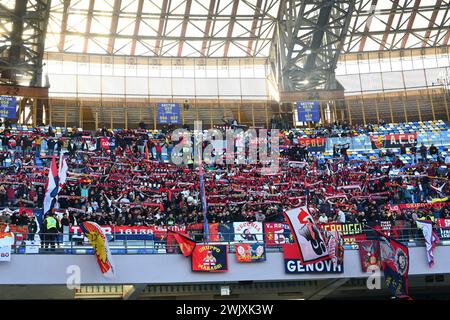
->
xmin=9 ymin=226 xmax=450 ymax=255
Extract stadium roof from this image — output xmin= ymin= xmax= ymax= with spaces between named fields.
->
xmin=1 ymin=0 xmax=450 ymax=59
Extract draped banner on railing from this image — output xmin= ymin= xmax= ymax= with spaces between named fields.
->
xmin=191 ymin=244 xmax=228 ymax=272
xmin=235 ymin=243 xmax=266 ymax=263
xmin=264 ymin=223 xmax=292 ymax=246
xmin=320 ymin=223 xmax=366 ymax=245
xmin=297 ymin=138 xmax=327 ymax=152
xmin=370 ymin=133 xmax=417 ymax=149
xmin=387 ymin=202 xmax=450 ymax=211
xmin=435 ymin=219 xmax=450 ymax=240
xmin=233 ymin=222 xmax=264 ymax=243
xmin=69 ymin=225 xmax=186 ymax=241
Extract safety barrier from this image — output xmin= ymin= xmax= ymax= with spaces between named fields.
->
xmin=9 ymin=226 xmax=449 ymax=255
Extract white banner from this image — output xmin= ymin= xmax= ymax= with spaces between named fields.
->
xmin=284 ymin=206 xmax=329 ymax=264
xmin=0 ymin=246 xmax=11 ymax=262
xmin=0 ymin=232 xmax=15 ymax=247
xmin=233 ymin=222 xmax=264 ymax=243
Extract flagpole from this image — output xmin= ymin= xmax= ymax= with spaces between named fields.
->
xmin=195 ymin=129 xmax=209 ymax=243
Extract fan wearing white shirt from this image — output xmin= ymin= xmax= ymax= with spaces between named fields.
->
xmin=318 ymin=213 xmax=328 ymax=224
xmin=336 ymin=209 xmax=346 ymax=223
xmin=445 ymin=153 xmax=450 ymax=165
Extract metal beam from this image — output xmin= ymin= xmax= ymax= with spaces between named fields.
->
xmin=155 ymin=0 xmax=170 ymax=56
xmin=275 ymin=0 xmax=355 ymax=92
xmin=358 ymin=0 xmax=378 ymax=52
xmin=389 ymin=0 xmax=409 ymax=50
xmin=379 ymin=0 xmax=399 ymax=50
xmin=246 ymin=0 xmax=263 ymax=56
xmin=1 ymin=0 xmax=27 ymax=83
xmin=422 ymin=0 xmax=443 ymax=47
xmin=200 ymin=0 xmax=216 ymax=56
xmin=130 ymin=0 xmax=144 ymax=56
xmin=62 ymin=31 xmax=267 ymax=42
xmin=224 ymin=0 xmax=240 ymax=57
xmin=401 ymin=0 xmax=421 ymax=49
xmin=177 ymin=0 xmax=193 ymax=57
xmin=0 ymin=0 xmax=51 ymax=86
xmin=83 ymin=0 xmax=95 ymax=54
xmin=58 ymin=0 xmax=71 ymax=52
xmin=203 ymin=0 xmax=219 ymax=57
xmin=445 ymin=31 xmax=450 ymax=45
xmin=107 ymin=0 xmax=122 ymax=55
xmin=303 ymin=2 xmax=335 ymax=71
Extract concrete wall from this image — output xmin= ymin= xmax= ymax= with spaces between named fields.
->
xmin=0 ymin=246 xmax=448 ymax=285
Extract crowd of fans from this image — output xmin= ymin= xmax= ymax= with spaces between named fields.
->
xmin=0 ymin=120 xmax=449 ymax=240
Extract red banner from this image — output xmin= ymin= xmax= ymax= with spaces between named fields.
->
xmin=370 ymin=133 xmax=417 ymax=149
xmin=436 ymin=218 xmax=450 ymax=228
xmin=100 ymin=137 xmax=110 ymax=150
xmin=373 ymin=221 xmax=399 ymax=238
xmin=297 ymin=138 xmax=326 ymax=151
xmin=191 ymin=245 xmax=228 ymax=272
xmin=358 ymin=240 xmax=381 ymax=272
xmin=387 ymin=202 xmax=450 ymax=211
xmin=264 ymin=223 xmax=292 ymax=246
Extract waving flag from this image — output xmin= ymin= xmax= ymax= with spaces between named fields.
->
xmin=58 ymin=153 xmax=68 ymax=189
xmin=80 ymin=221 xmax=115 ymax=278
xmin=374 ymin=229 xmax=409 ymax=297
xmin=43 ymin=154 xmax=59 ymax=214
xmin=323 ymin=230 xmax=344 ymax=267
xmin=358 ymin=240 xmax=381 ymax=272
xmin=168 ymin=230 xmax=196 ymax=257
xmin=416 ymin=220 xmax=439 ymax=267
xmin=283 ymin=206 xmax=329 ymax=265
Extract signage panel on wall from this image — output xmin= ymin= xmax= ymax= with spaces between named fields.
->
xmin=157 ymin=103 xmax=181 ymax=124
xmin=296 ymin=101 xmax=320 ymax=122
xmin=0 ymin=96 xmax=17 ymax=119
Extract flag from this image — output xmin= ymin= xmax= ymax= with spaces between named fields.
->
xmin=43 ymin=154 xmax=59 ymax=214
xmin=0 ymin=232 xmax=14 ymax=262
xmin=199 ymin=163 xmax=209 ymax=242
xmin=80 ymin=221 xmax=115 ymax=278
xmin=191 ymin=244 xmax=228 ymax=272
xmin=145 ymin=141 xmax=149 ymax=160
xmin=58 ymin=152 xmax=68 ymax=189
xmin=283 ymin=206 xmax=329 ymax=265
xmin=235 ymin=243 xmax=266 ymax=263
xmin=0 ymin=232 xmax=14 ymax=247
xmin=416 ymin=220 xmax=439 ymax=267
xmin=374 ymin=229 xmax=409 ymax=297
xmin=168 ymin=230 xmax=196 ymax=257
xmin=32 ymin=208 xmax=44 ymax=241
xmin=358 ymin=240 xmax=381 ymax=272
xmin=323 ymin=230 xmax=344 ymax=267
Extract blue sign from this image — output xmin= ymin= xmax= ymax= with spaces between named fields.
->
xmin=157 ymin=103 xmax=181 ymax=124
xmin=0 ymin=96 xmax=17 ymax=119
xmin=296 ymin=101 xmax=320 ymax=122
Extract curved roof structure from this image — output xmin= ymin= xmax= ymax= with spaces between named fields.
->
xmin=39 ymin=0 xmax=450 ymax=58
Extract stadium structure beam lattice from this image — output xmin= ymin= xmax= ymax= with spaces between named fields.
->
xmin=272 ymin=0 xmax=355 ymax=92
xmin=0 ymin=0 xmax=51 ymax=87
